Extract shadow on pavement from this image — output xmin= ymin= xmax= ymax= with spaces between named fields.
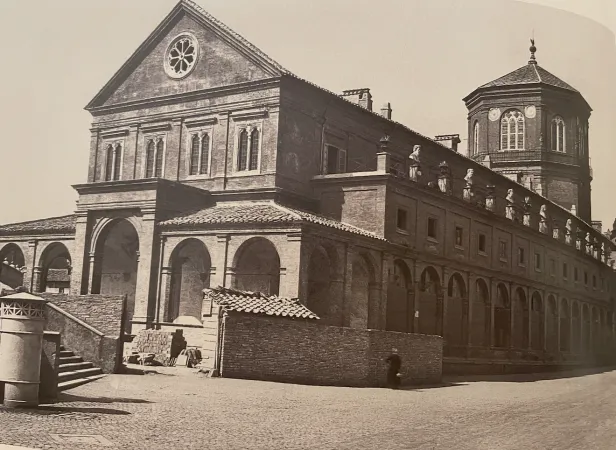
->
xmin=444 ymin=366 xmax=616 ymax=383
xmin=2 ymin=405 xmax=130 ymax=416
xmin=57 ymin=392 xmax=152 ymax=404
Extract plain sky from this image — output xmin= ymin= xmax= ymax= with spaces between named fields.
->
xmin=0 ymin=0 xmax=615 ymax=227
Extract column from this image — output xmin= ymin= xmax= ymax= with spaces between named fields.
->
xmin=87 ymin=128 xmax=100 ymax=183
xmin=154 ymin=236 xmax=167 ymax=325
xmin=490 ymin=278 xmax=497 ymax=348
xmin=132 ymin=210 xmax=157 ymax=327
xmin=23 ymin=240 xmax=37 ymax=292
xmin=278 ymin=233 xmax=302 ymax=299
xmin=69 ymin=212 xmax=90 ymax=296
xmin=542 ymin=291 xmax=548 ymax=353
xmin=556 ymin=296 xmax=562 ymax=353
xmin=412 ymin=262 xmax=421 ymax=333
xmin=158 ymin=267 xmax=172 ymax=323
xmin=211 ymin=234 xmax=230 ymax=288
xmin=86 ymin=253 xmax=96 ymax=294
xmin=31 ymin=267 xmax=43 ymax=293
xmin=440 ymin=267 xmax=449 ymax=339
xmin=466 ymin=272 xmax=476 ymax=348
xmin=342 ymin=244 xmax=354 ymax=328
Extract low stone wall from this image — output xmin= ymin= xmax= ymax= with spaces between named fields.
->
xmin=131 ymin=329 xmax=186 ymax=364
xmin=38 ymin=293 xmax=126 ymax=337
xmin=220 ymin=314 xmax=443 ymax=387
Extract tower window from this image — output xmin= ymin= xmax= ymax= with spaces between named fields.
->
xmin=105 ymin=142 xmax=122 ymax=181
xmin=473 ymin=121 xmax=479 ymax=155
xmin=551 ymin=116 xmax=566 ymax=153
xmin=500 ymin=110 xmax=525 ymax=150
xmin=145 ymin=137 xmax=165 ymax=178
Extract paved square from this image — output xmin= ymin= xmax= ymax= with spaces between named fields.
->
xmin=1 ymin=366 xmax=616 ymax=449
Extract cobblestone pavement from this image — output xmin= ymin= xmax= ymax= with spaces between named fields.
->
xmin=2 ymin=366 xmax=616 ymax=450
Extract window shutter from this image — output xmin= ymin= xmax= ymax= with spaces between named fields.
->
xmin=322 ymin=145 xmax=329 ymax=175
xmin=338 ymin=149 xmax=347 ymax=173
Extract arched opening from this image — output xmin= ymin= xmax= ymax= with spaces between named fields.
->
xmin=470 ymin=278 xmax=489 ymax=347
xmin=546 ymin=295 xmax=558 ymax=353
xmin=560 ymin=299 xmax=570 ymax=352
xmin=418 ymin=266 xmax=441 ymax=336
xmin=167 ymin=239 xmax=211 ymax=324
xmin=592 ymin=307 xmax=600 ymax=349
xmin=37 ymin=243 xmax=71 ymax=294
xmin=233 ymin=238 xmax=280 ymax=296
xmin=582 ymin=304 xmax=591 ymax=352
xmin=307 ymin=245 xmax=335 ymax=324
xmin=513 ymin=288 xmax=529 ymax=349
xmin=386 ymin=259 xmax=413 ymax=333
xmin=494 ymin=283 xmax=511 ymax=348
xmin=0 ymin=243 xmax=26 ymax=289
xmin=531 ymin=292 xmax=544 ymax=351
xmin=91 ymin=219 xmax=139 ymax=333
xmin=350 ymin=254 xmax=375 ymax=329
xmin=445 ymin=272 xmax=467 ymax=348
xmin=571 ymin=302 xmax=581 ymax=354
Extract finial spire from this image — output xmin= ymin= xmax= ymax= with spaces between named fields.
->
xmin=529 ymin=36 xmax=537 ymax=64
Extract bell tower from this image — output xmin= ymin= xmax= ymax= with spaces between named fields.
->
xmin=463 ymin=40 xmax=593 ymax=222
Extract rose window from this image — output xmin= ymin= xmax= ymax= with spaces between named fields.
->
xmin=165 ymin=35 xmax=199 ymax=78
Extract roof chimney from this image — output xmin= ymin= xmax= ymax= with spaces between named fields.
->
xmin=592 ymin=221 xmax=603 ymax=233
xmin=380 ymin=102 xmax=392 ymax=120
xmin=341 ymin=88 xmax=373 ymax=111
xmin=435 ymin=134 xmax=462 ymax=152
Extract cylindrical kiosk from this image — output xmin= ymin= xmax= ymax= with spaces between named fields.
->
xmin=0 ymin=292 xmax=48 ymax=408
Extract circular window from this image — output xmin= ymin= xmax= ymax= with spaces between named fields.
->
xmin=164 ymin=34 xmax=199 ymax=79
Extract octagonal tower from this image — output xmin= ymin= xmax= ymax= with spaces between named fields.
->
xmin=464 ymin=40 xmax=593 ymax=222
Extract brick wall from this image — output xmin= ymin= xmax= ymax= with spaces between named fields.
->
xmin=38 ymin=293 xmax=125 ymax=337
xmin=220 ymin=313 xmax=442 ymax=387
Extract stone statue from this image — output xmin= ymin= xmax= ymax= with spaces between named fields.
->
xmin=408 ymin=145 xmax=422 ymax=182
xmin=585 ymin=232 xmax=592 ymax=254
xmin=539 ymin=205 xmax=548 ymax=234
xmin=565 ymin=219 xmax=572 ymax=245
xmin=505 ymin=189 xmax=515 ymax=221
xmin=463 ymin=169 xmax=474 ymax=202
xmin=464 ymin=169 xmax=474 ymax=186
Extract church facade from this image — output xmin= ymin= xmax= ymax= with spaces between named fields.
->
xmin=1 ymin=0 xmax=615 ymax=372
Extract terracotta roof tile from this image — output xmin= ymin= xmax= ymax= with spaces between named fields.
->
xmin=0 ymin=215 xmax=76 ymax=236
xmin=204 ymin=286 xmax=319 ymax=320
xmin=159 ymin=202 xmax=386 ymax=240
xmin=479 ymin=63 xmax=578 ymax=92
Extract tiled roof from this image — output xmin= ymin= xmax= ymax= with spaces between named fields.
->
xmin=0 ymin=215 xmax=76 ymax=236
xmin=46 ymin=269 xmax=71 ymax=283
xmin=203 ymin=286 xmax=319 ymax=320
xmin=479 ymin=63 xmax=578 ymax=92
xmin=159 ymin=202 xmax=385 ymax=240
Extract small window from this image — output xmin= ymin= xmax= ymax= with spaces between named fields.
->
xmin=499 ymin=240 xmax=508 ymax=259
xmin=478 ymin=233 xmax=487 ymax=254
xmin=58 ymin=287 xmax=65 ymax=294
xmin=550 ymin=258 xmax=556 ymax=276
xmin=455 ymin=226 xmax=463 ymax=247
xmin=584 ymin=271 xmax=588 ymax=286
xmin=518 ymin=247 xmax=525 ymax=266
xmin=396 ymin=208 xmax=408 ymax=231
xmin=593 ymin=275 xmax=597 ymax=289
xmin=535 ymin=253 xmax=541 ymax=271
xmin=427 ymin=217 xmax=437 ymax=240
xmin=324 ymin=144 xmax=347 ymax=175
xmin=563 ymin=262 xmax=568 ymax=279
xmin=574 ymin=267 xmax=578 ymax=282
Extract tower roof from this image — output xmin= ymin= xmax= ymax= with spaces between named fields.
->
xmin=478 ymin=63 xmax=578 ymax=93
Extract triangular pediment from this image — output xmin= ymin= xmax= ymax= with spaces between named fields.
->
xmin=86 ymin=0 xmax=288 ymax=110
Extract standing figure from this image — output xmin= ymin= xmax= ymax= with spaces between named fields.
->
xmin=539 ymin=205 xmax=548 ymax=234
xmin=505 ymin=189 xmax=516 ymax=221
xmin=565 ymin=219 xmax=573 ymax=245
xmin=385 ymin=349 xmax=402 ymax=389
xmin=463 ymin=169 xmax=474 ymax=202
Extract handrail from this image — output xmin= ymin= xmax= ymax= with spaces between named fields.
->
xmin=47 ymin=302 xmax=105 ymax=337
xmin=471 ymin=150 xmax=584 ymax=166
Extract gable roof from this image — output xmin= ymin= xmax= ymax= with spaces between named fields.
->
xmin=204 ymin=286 xmax=319 ymax=320
xmin=85 ymin=0 xmax=290 ymax=110
xmin=478 ymin=62 xmax=578 ymax=92
xmin=0 ymin=215 xmax=76 ymax=236
xmin=159 ymin=201 xmax=386 ymax=241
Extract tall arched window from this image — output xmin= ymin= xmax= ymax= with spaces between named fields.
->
xmin=105 ymin=145 xmax=114 ymax=181
xmin=145 ymin=140 xmax=155 ymax=178
xmin=189 ymin=134 xmax=200 ymax=176
xmin=500 ymin=110 xmax=525 ymax=150
xmin=551 ymin=116 xmax=566 ymax=152
xmin=155 ymin=139 xmax=164 ymax=177
xmin=112 ymin=144 xmax=122 ymax=181
xmin=473 ymin=121 xmax=479 ymax=155
xmin=238 ymin=129 xmax=249 ymax=171
xmin=249 ymin=128 xmax=260 ymax=170
xmin=200 ymin=134 xmax=210 ymax=175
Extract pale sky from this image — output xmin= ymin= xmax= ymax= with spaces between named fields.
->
xmin=0 ymin=0 xmax=615 ymax=228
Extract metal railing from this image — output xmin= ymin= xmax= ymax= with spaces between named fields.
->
xmin=471 ymin=150 xmax=586 ymax=166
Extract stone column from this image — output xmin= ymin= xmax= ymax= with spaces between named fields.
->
xmin=70 ymin=212 xmax=90 ymax=296
xmin=342 ymin=244 xmax=355 ymax=328
xmin=87 ymin=128 xmax=100 ymax=183
xmin=158 ymin=267 xmax=172 ymax=323
xmin=31 ymin=267 xmax=43 ymax=293
xmin=211 ymin=234 xmax=230 ymax=288
xmin=132 ymin=211 xmax=157 ymax=328
xmin=278 ymin=233 xmax=302 ymax=299
xmin=466 ymin=272 xmax=476 ymax=347
xmin=0 ymin=293 xmax=48 ymax=408
xmin=490 ymin=278 xmax=497 ymax=347
xmin=86 ymin=253 xmax=96 ymax=294
xmin=556 ymin=296 xmax=562 ymax=353
xmin=23 ymin=240 xmax=37 ymax=292
xmin=154 ymin=236 xmax=167 ymax=325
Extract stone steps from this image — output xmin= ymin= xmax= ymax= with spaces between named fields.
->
xmin=57 ymin=346 xmax=104 ymax=391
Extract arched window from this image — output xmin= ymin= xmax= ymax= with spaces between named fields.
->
xmin=113 ymin=144 xmax=122 ymax=181
xmin=145 ymin=140 xmax=155 ymax=178
xmin=238 ymin=129 xmax=249 ymax=171
xmin=500 ymin=110 xmax=525 ymax=150
xmin=189 ymin=134 xmax=200 ymax=176
xmin=473 ymin=121 xmax=479 ymax=155
xmin=155 ymin=139 xmax=164 ymax=177
xmin=551 ymin=116 xmax=566 ymax=152
xmin=249 ymin=128 xmax=260 ymax=170
xmin=105 ymin=145 xmax=114 ymax=181
xmin=200 ymin=134 xmax=210 ymax=175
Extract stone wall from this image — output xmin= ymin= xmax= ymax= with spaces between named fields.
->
xmin=38 ymin=293 xmax=125 ymax=337
xmin=131 ymin=329 xmax=186 ymax=364
xmin=220 ymin=313 xmax=442 ymax=387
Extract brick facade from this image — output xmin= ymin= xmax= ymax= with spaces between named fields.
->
xmin=220 ymin=313 xmax=442 ymax=387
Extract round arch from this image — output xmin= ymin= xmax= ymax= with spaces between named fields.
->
xmin=0 ymin=243 xmax=26 ymax=290
xmin=560 ymin=298 xmax=570 ymax=352
xmin=167 ymin=238 xmax=212 ymax=323
xmin=546 ymin=295 xmax=559 ymax=353
xmin=571 ymin=301 xmax=581 ymax=354
xmin=36 ymin=242 xmax=72 ymax=294
xmin=531 ymin=291 xmax=544 ymax=351
xmin=582 ymin=303 xmax=591 ymax=352
xmin=306 ymin=243 xmax=338 ymax=325
xmin=470 ymin=278 xmax=490 ymax=347
xmin=232 ymin=237 xmax=281 ymax=296
xmin=513 ymin=287 xmax=529 ymax=349
xmin=417 ymin=266 xmax=441 ymax=336
xmin=445 ymin=272 xmax=467 ymax=350
xmin=494 ymin=283 xmax=510 ymax=348
xmin=349 ymin=252 xmax=377 ymax=329
xmin=386 ymin=259 xmax=413 ymax=333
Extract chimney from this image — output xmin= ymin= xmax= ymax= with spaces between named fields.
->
xmin=341 ymin=88 xmax=373 ymax=111
xmin=435 ymin=134 xmax=462 ymax=152
xmin=592 ymin=221 xmax=603 ymax=233
xmin=380 ymin=102 xmax=392 ymax=120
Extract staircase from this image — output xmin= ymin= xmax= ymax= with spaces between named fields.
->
xmin=58 ymin=346 xmax=105 ymax=391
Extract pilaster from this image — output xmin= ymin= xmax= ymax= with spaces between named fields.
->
xmin=69 ymin=213 xmax=90 ymax=296
xmin=23 ymin=240 xmax=37 ymax=292
xmin=132 ymin=210 xmax=157 ymax=326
